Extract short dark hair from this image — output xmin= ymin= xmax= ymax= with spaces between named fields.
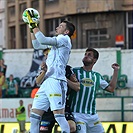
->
xmin=86 ymin=48 xmax=99 ymax=59
xmin=63 ymin=20 xmax=75 ymax=37
xmin=43 ymin=48 xmax=51 ymax=53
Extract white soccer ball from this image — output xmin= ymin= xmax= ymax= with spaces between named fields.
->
xmin=22 ymin=8 xmax=40 ymax=24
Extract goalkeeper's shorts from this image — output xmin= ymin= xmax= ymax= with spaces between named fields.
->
xmin=32 ymin=78 xmax=67 ymax=111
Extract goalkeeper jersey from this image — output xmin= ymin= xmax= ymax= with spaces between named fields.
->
xmin=32 ymin=32 xmax=72 ymax=82
xmin=69 ymin=67 xmax=109 ymax=115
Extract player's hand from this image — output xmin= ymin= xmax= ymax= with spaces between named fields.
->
xmin=26 ymin=10 xmax=38 ymax=28
xmin=36 ymin=62 xmax=47 ymax=85
xmin=22 ymin=8 xmax=40 ymax=32
xmin=112 ymin=63 xmax=120 ymax=70
xmin=69 ymin=74 xmax=78 ymax=82
xmin=40 ymin=62 xmax=47 ymax=72
xmin=36 ymin=70 xmax=46 ymax=85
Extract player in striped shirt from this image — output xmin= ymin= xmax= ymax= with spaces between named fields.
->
xmin=69 ymin=48 xmax=120 ymax=133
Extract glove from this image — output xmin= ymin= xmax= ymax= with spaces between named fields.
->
xmin=25 ymin=10 xmax=38 ymax=30
xmin=22 ymin=8 xmax=40 ymax=32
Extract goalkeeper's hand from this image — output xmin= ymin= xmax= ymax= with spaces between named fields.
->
xmin=25 ymin=10 xmax=38 ymax=30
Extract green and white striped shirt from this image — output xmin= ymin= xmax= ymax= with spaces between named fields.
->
xmin=69 ymin=67 xmax=108 ymax=115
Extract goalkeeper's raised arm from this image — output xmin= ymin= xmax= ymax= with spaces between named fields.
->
xmin=22 ymin=8 xmax=55 ymax=50
xmin=22 ymin=8 xmax=75 ymax=51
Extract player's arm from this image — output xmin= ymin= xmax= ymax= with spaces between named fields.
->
xmin=36 ymin=62 xmax=47 ymax=85
xmin=31 ymin=32 xmax=36 ymax=40
xmin=25 ymin=11 xmax=45 ymax=50
xmin=24 ymin=9 xmax=57 ymax=49
xmin=67 ymin=74 xmax=80 ymax=92
xmin=26 ymin=10 xmax=57 ymax=47
xmin=34 ymin=31 xmax=57 ymax=46
xmin=31 ymin=36 xmax=50 ymax=50
xmin=16 ymin=107 xmax=25 ymax=115
xmin=36 ymin=70 xmax=46 ymax=85
xmin=105 ymin=63 xmax=120 ymax=92
xmin=30 ymin=27 xmax=51 ymax=50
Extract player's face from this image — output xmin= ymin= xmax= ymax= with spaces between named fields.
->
xmin=9 ymin=75 xmax=13 ymax=80
xmin=82 ymin=51 xmax=96 ymax=66
xmin=55 ymin=22 xmax=68 ymax=35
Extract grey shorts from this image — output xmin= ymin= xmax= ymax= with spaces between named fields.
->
xmin=32 ymin=78 xmax=67 ymax=111
xmin=73 ymin=113 xmax=105 ymax=133
xmin=18 ymin=120 xmax=26 ymax=132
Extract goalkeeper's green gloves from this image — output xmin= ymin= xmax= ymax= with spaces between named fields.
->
xmin=25 ymin=10 xmax=38 ymax=32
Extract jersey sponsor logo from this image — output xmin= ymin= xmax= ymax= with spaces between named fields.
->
xmin=35 ymin=94 xmax=39 ymax=98
xmin=57 ymin=101 xmax=61 ymax=105
xmin=49 ymin=94 xmax=61 ymax=97
xmin=40 ymin=126 xmax=48 ymax=131
xmin=80 ymin=78 xmax=94 ymax=87
xmin=40 ymin=121 xmax=50 ymax=126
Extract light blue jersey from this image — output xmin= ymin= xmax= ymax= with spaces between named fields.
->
xmin=32 ymin=31 xmax=72 ymax=81
xmin=31 ymin=31 xmax=72 ymax=111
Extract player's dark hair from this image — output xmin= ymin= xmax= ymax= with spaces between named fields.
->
xmin=63 ymin=20 xmax=75 ymax=37
xmin=86 ymin=48 xmax=99 ymax=59
xmin=43 ymin=48 xmax=51 ymax=53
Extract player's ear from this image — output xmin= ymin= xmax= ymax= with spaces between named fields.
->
xmin=94 ymin=59 xmax=97 ymax=64
xmin=64 ymin=30 xmax=69 ymax=35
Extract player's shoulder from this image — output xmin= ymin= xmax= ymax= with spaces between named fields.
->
xmin=58 ymin=34 xmax=69 ymax=37
xmin=56 ymin=34 xmax=69 ymax=40
xmin=92 ymin=70 xmax=102 ymax=76
xmin=56 ymin=34 xmax=71 ymax=47
xmin=72 ymin=67 xmax=81 ymax=71
xmin=66 ymin=65 xmax=72 ymax=69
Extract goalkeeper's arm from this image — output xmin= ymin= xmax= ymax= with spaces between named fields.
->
xmin=26 ymin=9 xmax=57 ymax=49
xmin=31 ymin=34 xmax=50 ymax=50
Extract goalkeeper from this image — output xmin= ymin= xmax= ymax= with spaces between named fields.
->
xmin=36 ymin=48 xmax=79 ymax=133
xmin=23 ymin=8 xmax=76 ymax=133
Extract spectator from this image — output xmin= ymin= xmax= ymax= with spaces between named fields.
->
xmin=6 ymin=74 xmax=18 ymax=98
xmin=16 ymin=100 xmax=26 ymax=133
xmin=0 ymin=58 xmax=7 ymax=76
xmin=0 ymin=70 xmax=7 ymax=98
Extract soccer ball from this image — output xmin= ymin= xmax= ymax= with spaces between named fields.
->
xmin=22 ymin=8 xmax=40 ymax=24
